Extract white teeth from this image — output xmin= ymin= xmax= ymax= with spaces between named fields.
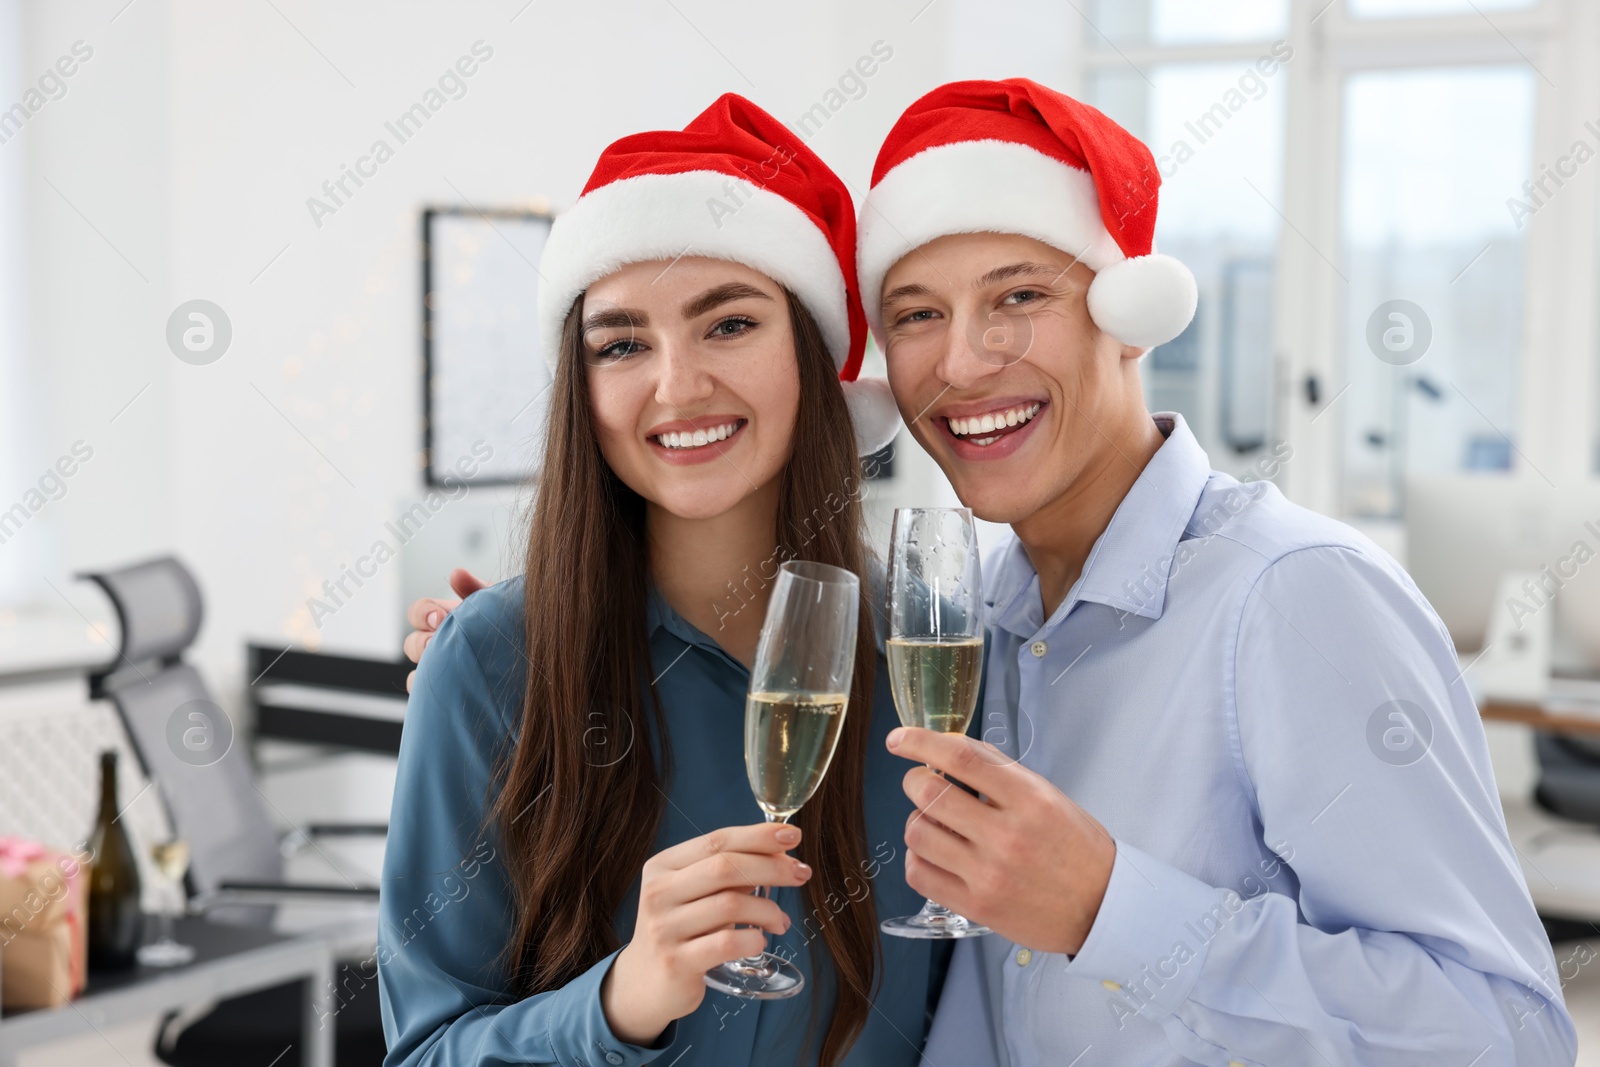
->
xmin=946 ymin=403 xmax=1042 ymax=440
xmin=654 ymin=421 xmax=741 ymax=449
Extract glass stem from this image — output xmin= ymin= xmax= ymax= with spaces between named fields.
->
xmin=919 ymin=766 xmax=956 ymax=919
xmin=736 ymin=812 xmax=789 ymax=969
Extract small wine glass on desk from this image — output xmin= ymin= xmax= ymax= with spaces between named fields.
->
xmin=880 ymin=506 xmax=991 ymax=940
xmin=138 ymin=822 xmax=195 ymax=967
xmin=703 ymin=560 xmax=861 ymax=1000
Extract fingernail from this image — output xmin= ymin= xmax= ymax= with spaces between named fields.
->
xmin=887 ymin=728 xmax=905 ymax=750
xmin=427 ymin=610 xmax=440 ymax=627
xmin=794 ymin=860 xmax=811 ymax=879
xmin=776 ymin=827 xmax=800 ymax=844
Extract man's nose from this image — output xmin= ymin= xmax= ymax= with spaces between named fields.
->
xmin=936 ymin=307 xmax=1026 ymax=390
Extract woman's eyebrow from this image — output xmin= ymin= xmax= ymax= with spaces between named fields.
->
xmin=583 ymin=307 xmax=648 ymax=332
xmin=680 ymin=282 xmax=772 ymax=320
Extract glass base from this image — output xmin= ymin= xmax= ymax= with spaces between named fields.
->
xmin=137 ymin=939 xmax=196 ymax=967
xmin=704 ymin=952 xmax=805 ymax=1000
xmin=881 ymin=911 xmax=991 ymax=940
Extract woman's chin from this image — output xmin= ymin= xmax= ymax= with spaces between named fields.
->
xmin=642 ymin=482 xmax=763 ymax=523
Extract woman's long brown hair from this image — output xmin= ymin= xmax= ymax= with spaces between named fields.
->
xmin=489 ymin=288 xmax=881 ymax=1066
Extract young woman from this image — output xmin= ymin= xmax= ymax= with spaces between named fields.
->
xmin=378 ymin=96 xmax=941 ymax=1067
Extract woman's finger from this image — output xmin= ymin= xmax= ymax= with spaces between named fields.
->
xmin=653 ymin=850 xmax=808 ymax=912
xmin=676 ymin=926 xmax=772 ymax=975
xmin=652 ymin=889 xmax=791 ymax=943
xmin=650 ymin=823 xmax=800 ymax=873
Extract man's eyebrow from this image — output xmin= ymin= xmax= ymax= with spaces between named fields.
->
xmin=974 ymin=261 xmax=1063 ymax=288
xmin=681 ymin=282 xmax=773 ymax=320
xmin=582 ymin=307 xmax=648 ymax=332
xmin=881 ymin=282 xmax=935 ymax=305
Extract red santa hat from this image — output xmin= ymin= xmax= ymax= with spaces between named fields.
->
xmin=858 ymin=78 xmax=1197 ymax=350
xmin=537 ymin=93 xmax=901 ymax=455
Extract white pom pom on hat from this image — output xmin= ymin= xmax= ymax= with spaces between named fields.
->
xmin=1087 ymin=253 xmax=1199 ymax=350
xmin=857 ymin=78 xmax=1198 ymax=351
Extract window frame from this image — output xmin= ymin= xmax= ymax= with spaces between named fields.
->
xmin=1069 ymin=0 xmax=1599 ymax=520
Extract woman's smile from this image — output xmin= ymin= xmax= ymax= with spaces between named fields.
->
xmin=646 ymin=415 xmax=749 ymax=464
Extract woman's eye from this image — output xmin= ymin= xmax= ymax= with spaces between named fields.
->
xmin=595 ymin=338 xmax=645 ymax=360
xmin=1002 ymin=289 xmax=1042 ymax=305
xmin=708 ymin=316 xmax=756 ymax=338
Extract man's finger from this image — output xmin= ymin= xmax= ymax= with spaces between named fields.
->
xmin=406 ymin=596 xmax=461 ymax=632
xmin=902 ymin=765 xmax=989 ymax=842
xmin=449 ymin=568 xmax=488 ymax=600
xmin=902 ymin=794 xmax=977 ymax=874
xmin=406 ymin=669 xmax=415 ymax=693
xmin=903 ymin=848 xmax=973 ymax=916
xmin=403 ymin=629 xmax=433 ymax=665
xmin=887 ymin=727 xmax=1024 ymax=804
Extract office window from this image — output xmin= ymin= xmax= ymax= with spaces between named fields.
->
xmin=1346 ymin=0 xmax=1538 ymax=18
xmin=1088 ymin=0 xmax=1287 ymax=48
xmin=1089 ymin=57 xmax=1287 ymax=477
xmin=1338 ymin=67 xmax=1534 ymax=518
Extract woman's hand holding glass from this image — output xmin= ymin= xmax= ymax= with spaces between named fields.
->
xmin=601 ymin=823 xmax=811 ymax=1046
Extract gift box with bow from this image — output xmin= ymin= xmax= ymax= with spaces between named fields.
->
xmin=0 ymin=836 xmax=88 ymax=1010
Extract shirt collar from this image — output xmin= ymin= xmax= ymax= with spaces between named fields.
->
xmin=989 ymin=412 xmax=1214 ymax=637
xmin=646 ymin=584 xmax=732 ymax=659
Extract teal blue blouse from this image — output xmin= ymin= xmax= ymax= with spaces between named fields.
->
xmin=377 ymin=577 xmax=947 ymax=1066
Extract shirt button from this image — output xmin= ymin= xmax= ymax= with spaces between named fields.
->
xmin=1030 ymin=641 xmax=1047 ymax=658
xmin=1015 ymin=948 xmax=1032 ymax=966
xmin=605 ymin=1054 xmax=624 ymax=1066
xmin=1101 ymin=979 xmax=1121 ymax=991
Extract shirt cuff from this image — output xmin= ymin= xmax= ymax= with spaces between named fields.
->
xmin=544 ymin=947 xmax=678 ymax=1066
xmin=1063 ymin=840 xmax=1228 ymax=1019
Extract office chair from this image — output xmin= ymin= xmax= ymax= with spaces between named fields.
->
xmin=81 ymin=556 xmax=387 ymax=1067
xmin=1533 ymin=732 xmax=1600 ymax=825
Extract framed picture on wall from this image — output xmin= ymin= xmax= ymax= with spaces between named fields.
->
xmin=422 ymin=205 xmax=554 ymax=486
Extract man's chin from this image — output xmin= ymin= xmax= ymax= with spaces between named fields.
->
xmin=946 ymin=478 xmax=1044 ymax=527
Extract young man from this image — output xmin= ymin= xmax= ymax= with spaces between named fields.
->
xmin=404 ymin=80 xmax=1575 ymax=1065
xmin=854 ymin=79 xmax=1573 ymax=1066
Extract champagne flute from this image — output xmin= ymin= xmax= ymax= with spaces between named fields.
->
xmin=704 ymin=560 xmax=860 ymax=1000
xmin=881 ymin=507 xmax=992 ymax=940
xmin=137 ymin=837 xmax=195 ymax=966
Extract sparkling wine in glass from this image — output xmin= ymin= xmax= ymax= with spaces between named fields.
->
xmin=704 ymin=560 xmax=860 ymax=1000
xmin=137 ymin=837 xmax=195 ymax=966
xmin=881 ymin=507 xmax=992 ymax=940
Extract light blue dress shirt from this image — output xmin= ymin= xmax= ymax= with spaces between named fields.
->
xmin=379 ymin=576 xmax=947 ymax=1067
xmin=922 ymin=413 xmax=1576 ymax=1067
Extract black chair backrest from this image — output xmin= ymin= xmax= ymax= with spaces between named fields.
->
xmin=81 ymin=557 xmax=284 ymax=905
xmin=1534 ymin=731 xmax=1600 ymax=825
xmin=82 ymin=556 xmax=204 ymax=668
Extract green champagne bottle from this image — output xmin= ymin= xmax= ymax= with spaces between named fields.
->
xmin=86 ymin=750 xmax=143 ymax=969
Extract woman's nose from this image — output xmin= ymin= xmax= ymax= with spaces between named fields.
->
xmin=653 ymin=340 xmax=716 ymax=408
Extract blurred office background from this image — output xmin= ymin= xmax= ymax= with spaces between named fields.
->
xmin=6 ymin=0 xmax=1600 ymax=1062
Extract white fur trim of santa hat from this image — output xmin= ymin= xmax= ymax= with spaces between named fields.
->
xmin=537 ymin=170 xmax=852 ymax=373
xmin=857 ymin=139 xmax=1196 ymax=349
